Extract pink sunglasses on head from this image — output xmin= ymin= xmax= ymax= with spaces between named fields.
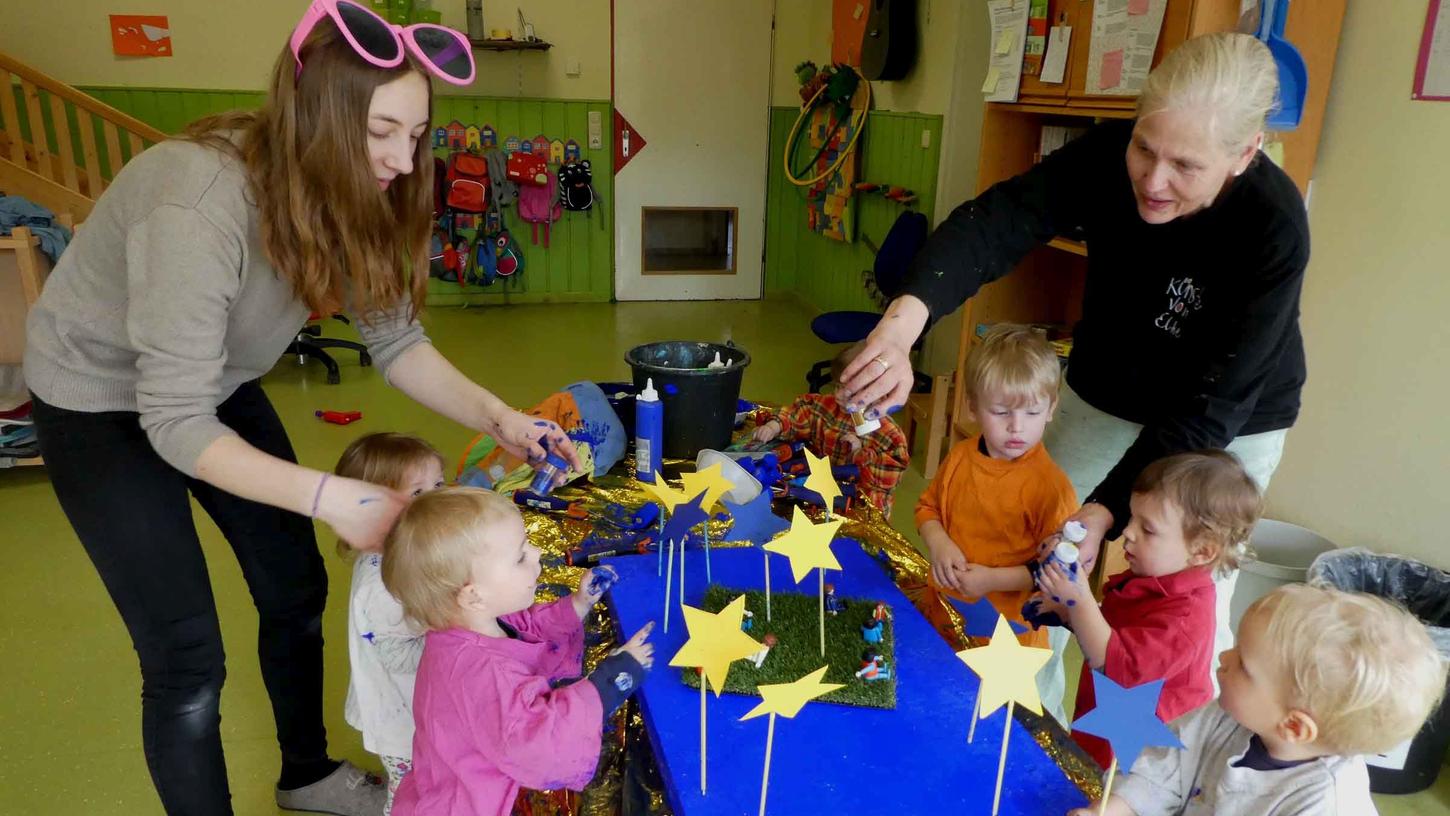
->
xmin=290 ymin=0 xmax=476 ymax=86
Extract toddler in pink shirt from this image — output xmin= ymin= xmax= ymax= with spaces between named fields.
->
xmin=382 ymin=487 xmax=655 ymax=816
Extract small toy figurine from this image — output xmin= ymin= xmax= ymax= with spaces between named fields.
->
xmin=742 ymin=610 xmax=755 ymax=632
xmin=861 ymin=616 xmax=884 ymax=644
xmin=871 ymin=601 xmax=890 ymax=624
xmin=856 ymin=648 xmax=892 ymax=682
xmin=750 ymin=633 xmax=778 ymax=669
xmin=824 ymin=583 xmax=844 ymax=616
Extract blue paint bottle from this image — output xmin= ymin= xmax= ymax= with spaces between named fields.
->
xmin=634 ymin=377 xmax=663 ymax=482
xmin=529 ymin=452 xmax=569 ymax=496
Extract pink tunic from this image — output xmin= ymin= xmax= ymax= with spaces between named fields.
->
xmin=391 ymin=599 xmax=604 ymax=816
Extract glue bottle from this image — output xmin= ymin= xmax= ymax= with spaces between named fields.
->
xmin=1042 ymin=520 xmax=1088 ymax=583
xmin=1021 ymin=520 xmax=1088 ymax=629
xmin=707 ymin=351 xmax=726 ymax=369
xmin=634 ymin=378 xmax=663 ymax=482
xmin=848 ymin=407 xmax=880 ymax=435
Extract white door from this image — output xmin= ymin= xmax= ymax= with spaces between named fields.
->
xmin=612 ymin=0 xmax=774 ymax=301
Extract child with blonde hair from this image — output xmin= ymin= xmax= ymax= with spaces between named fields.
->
xmin=333 ymin=432 xmax=449 ymax=813
xmin=916 ymin=324 xmax=1077 ymax=718
xmin=1041 ymin=450 xmax=1260 ymax=768
xmin=383 ymin=487 xmax=654 ymax=816
xmin=1072 ymin=584 xmax=1448 ymax=815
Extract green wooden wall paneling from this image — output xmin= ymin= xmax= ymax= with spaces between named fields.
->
xmin=764 ymin=106 xmax=943 ymax=315
xmin=9 ymin=87 xmax=947 ymax=310
xmin=8 ymin=85 xmax=612 ymax=304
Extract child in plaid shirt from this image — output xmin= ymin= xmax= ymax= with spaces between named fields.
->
xmin=751 ymin=343 xmax=910 ymax=515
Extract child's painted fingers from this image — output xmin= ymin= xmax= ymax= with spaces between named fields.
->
xmin=628 ymin=621 xmax=655 ymax=646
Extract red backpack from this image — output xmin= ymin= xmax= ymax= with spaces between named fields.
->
xmin=445 ymin=151 xmax=490 ymax=213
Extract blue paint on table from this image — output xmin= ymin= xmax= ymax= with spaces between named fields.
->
xmin=604 ymin=539 xmax=1091 ymax=815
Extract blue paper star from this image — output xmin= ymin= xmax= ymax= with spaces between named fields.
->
xmin=1073 ymin=673 xmax=1184 ymax=769
xmin=721 ymin=491 xmax=790 ymax=546
xmin=659 ymin=491 xmax=709 ymax=546
xmin=949 ymin=596 xmax=1029 ymax=637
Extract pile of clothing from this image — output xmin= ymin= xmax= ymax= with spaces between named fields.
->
xmin=0 ymin=401 xmax=38 ymax=466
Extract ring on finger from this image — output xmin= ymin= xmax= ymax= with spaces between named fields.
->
xmin=874 ymin=355 xmax=890 ymax=371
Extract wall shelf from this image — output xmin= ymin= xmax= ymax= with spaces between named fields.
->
xmin=469 ymin=39 xmax=552 ymax=52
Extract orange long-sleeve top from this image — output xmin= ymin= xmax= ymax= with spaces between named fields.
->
xmin=915 ymin=437 xmax=1077 ymax=644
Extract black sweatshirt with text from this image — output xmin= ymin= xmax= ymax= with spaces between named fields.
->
xmin=900 ymin=120 xmax=1308 ymax=534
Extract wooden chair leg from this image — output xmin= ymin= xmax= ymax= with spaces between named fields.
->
xmin=897 ymin=402 xmax=917 ymax=457
xmin=923 ymin=373 xmax=951 ymax=479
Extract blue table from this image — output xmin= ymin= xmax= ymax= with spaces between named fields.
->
xmin=604 ymin=539 xmax=1090 ymax=815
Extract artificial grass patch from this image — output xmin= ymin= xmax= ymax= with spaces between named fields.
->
xmin=680 ymin=584 xmax=897 ymax=709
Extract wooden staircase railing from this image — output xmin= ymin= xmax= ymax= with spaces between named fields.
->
xmin=0 ymin=50 xmax=168 ymax=222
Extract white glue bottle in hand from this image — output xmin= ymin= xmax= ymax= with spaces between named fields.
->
xmin=1021 ymin=519 xmax=1089 ymax=628
xmin=1042 ymin=520 xmax=1087 ymax=589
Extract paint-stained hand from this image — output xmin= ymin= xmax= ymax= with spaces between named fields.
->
xmin=573 ymin=565 xmax=620 ymax=617
xmin=316 ymin=475 xmax=408 ymax=553
xmin=492 ymin=409 xmax=585 ymax=478
xmin=618 ymin=621 xmax=656 ymax=669
xmin=1038 ymin=561 xmax=1089 ymax=610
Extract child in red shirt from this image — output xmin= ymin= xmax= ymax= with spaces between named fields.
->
xmin=1039 ymin=450 xmax=1262 ymax=770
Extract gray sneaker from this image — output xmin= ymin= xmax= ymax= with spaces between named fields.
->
xmin=275 ymin=760 xmax=387 ymax=816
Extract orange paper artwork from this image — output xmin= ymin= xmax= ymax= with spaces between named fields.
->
xmin=111 ymin=15 xmax=172 ymax=57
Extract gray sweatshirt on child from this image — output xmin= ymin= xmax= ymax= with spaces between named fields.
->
xmin=1114 ymin=702 xmax=1377 ymax=816
xmin=23 ymin=139 xmax=427 ymax=476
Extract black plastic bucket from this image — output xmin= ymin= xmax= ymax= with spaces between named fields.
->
xmin=625 ymin=341 xmax=750 ymax=459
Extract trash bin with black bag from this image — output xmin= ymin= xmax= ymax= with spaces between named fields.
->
xmin=1307 ymin=547 xmax=1450 ymax=795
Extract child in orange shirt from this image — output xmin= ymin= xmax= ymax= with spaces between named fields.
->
xmin=916 ymin=325 xmax=1076 ymax=718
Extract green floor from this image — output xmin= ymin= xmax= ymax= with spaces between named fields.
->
xmin=1 ymin=299 xmax=1445 ymax=814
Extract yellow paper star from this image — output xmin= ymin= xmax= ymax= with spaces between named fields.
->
xmin=955 ymin=614 xmax=1053 ymax=717
xmin=668 ymin=595 xmax=763 ymax=695
xmin=642 ymin=472 xmax=690 ymax=513
xmin=763 ymin=506 xmax=842 ymax=583
xmin=680 ymin=462 xmax=735 ymax=510
xmin=740 ymin=666 xmax=844 ymax=720
xmin=802 ymin=448 xmax=842 ymax=512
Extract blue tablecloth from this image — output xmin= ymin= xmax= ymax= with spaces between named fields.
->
xmin=604 ymin=538 xmax=1090 ymax=815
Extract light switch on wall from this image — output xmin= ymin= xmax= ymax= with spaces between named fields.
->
xmin=566 ymin=57 xmax=581 ymax=77
xmin=921 ymin=129 xmax=931 ymax=149
xmin=588 ymin=111 xmax=603 ymax=149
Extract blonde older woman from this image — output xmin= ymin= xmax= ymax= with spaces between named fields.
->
xmin=841 ymin=32 xmax=1306 ymax=726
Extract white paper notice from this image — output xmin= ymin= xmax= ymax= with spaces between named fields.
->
xmin=1040 ymin=26 xmax=1071 ymax=85
xmin=984 ymin=0 xmax=1031 ymax=103
xmin=1085 ymin=0 xmax=1167 ymax=96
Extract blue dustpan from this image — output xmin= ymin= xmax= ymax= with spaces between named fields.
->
xmin=1258 ymin=0 xmax=1306 ymax=130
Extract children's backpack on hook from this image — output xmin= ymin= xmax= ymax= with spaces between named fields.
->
xmin=558 ymin=160 xmax=597 ymax=212
xmin=518 ymin=167 xmax=563 ymax=247
xmin=484 ymin=149 xmax=517 ymax=213
xmin=494 ymin=230 xmax=525 ymax=277
xmin=445 ymin=151 xmax=490 ymax=213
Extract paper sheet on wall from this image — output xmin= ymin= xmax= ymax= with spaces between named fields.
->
xmin=984 ymin=0 xmax=1031 ymax=102
xmin=1040 ymin=26 xmax=1071 ymax=84
xmin=1084 ymin=0 xmax=1167 ymax=96
xmin=1414 ymin=0 xmax=1450 ymax=101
